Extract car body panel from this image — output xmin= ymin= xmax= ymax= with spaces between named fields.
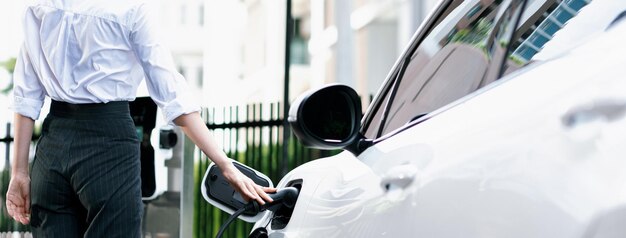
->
xmin=255 ymin=19 xmax=626 ymax=237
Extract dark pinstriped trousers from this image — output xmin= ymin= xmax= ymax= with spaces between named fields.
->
xmin=30 ymin=100 xmax=142 ymax=238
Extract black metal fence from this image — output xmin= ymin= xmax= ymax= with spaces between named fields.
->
xmin=193 ymin=102 xmax=339 ymax=238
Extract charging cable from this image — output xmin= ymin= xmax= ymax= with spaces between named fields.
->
xmin=216 ymin=187 xmax=299 ymax=238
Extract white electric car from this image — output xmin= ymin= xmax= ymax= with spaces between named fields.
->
xmin=204 ymin=0 xmax=626 ymax=237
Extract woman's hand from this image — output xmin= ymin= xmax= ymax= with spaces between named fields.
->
xmin=6 ymin=172 xmax=31 ymax=225
xmin=220 ymin=162 xmax=277 ymax=205
xmin=174 ymin=112 xmax=277 ymax=204
xmin=8 ymin=114 xmax=34 ymax=225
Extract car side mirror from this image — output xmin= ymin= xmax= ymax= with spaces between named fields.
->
xmin=288 ymin=84 xmax=365 ymax=154
xmin=201 ymin=160 xmax=273 ymax=223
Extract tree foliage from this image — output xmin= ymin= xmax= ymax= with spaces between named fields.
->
xmin=0 ymin=58 xmax=16 ymax=95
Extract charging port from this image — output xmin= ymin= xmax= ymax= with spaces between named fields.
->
xmin=271 ymin=179 xmax=303 ymax=230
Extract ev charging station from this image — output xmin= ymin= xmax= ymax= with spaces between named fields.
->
xmin=130 ymin=97 xmax=194 ymax=238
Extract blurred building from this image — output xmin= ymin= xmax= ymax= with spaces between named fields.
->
xmin=147 ymin=0 xmax=206 ymax=104
xmin=1 ymin=0 xmax=443 ymax=109
xmin=193 ymin=0 xmax=589 ymax=107
xmin=194 ymin=0 xmax=441 ymax=107
xmin=4 ymin=0 xmax=590 ymax=112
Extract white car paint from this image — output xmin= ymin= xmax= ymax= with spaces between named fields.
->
xmin=253 ymin=17 xmax=626 ymax=238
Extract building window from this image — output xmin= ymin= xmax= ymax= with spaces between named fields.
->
xmin=511 ymin=0 xmax=590 ymax=62
xmin=466 ymin=4 xmax=483 ymax=19
xmin=290 ymin=18 xmax=310 ymax=65
xmin=197 ymin=68 xmax=204 ymax=88
xmin=178 ymin=66 xmax=186 ymax=80
xmin=180 ymin=4 xmax=187 ymax=25
xmin=199 ymin=4 xmax=205 ymax=26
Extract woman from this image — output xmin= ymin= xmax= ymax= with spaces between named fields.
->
xmin=5 ymin=0 xmax=275 ymax=237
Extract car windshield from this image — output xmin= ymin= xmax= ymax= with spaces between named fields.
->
xmin=363 ymin=0 xmax=597 ymax=138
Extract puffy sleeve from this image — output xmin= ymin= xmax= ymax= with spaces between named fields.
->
xmin=10 ymin=45 xmax=45 ymax=120
xmin=129 ymin=2 xmax=200 ymax=125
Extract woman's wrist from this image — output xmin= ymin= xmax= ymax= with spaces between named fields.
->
xmin=214 ymin=157 xmax=235 ymax=171
xmin=10 ymin=169 xmax=29 ymax=178
xmin=11 ymin=158 xmax=29 ymax=177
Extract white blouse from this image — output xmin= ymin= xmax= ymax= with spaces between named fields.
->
xmin=11 ymin=0 xmax=200 ymax=124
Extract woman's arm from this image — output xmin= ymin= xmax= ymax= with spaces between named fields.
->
xmin=174 ymin=112 xmax=276 ymax=205
xmin=130 ymin=3 xmax=274 ymax=204
xmin=6 ymin=113 xmax=34 ymax=224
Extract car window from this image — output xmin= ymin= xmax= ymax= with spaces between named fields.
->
xmin=363 ymin=0 xmax=593 ymax=138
